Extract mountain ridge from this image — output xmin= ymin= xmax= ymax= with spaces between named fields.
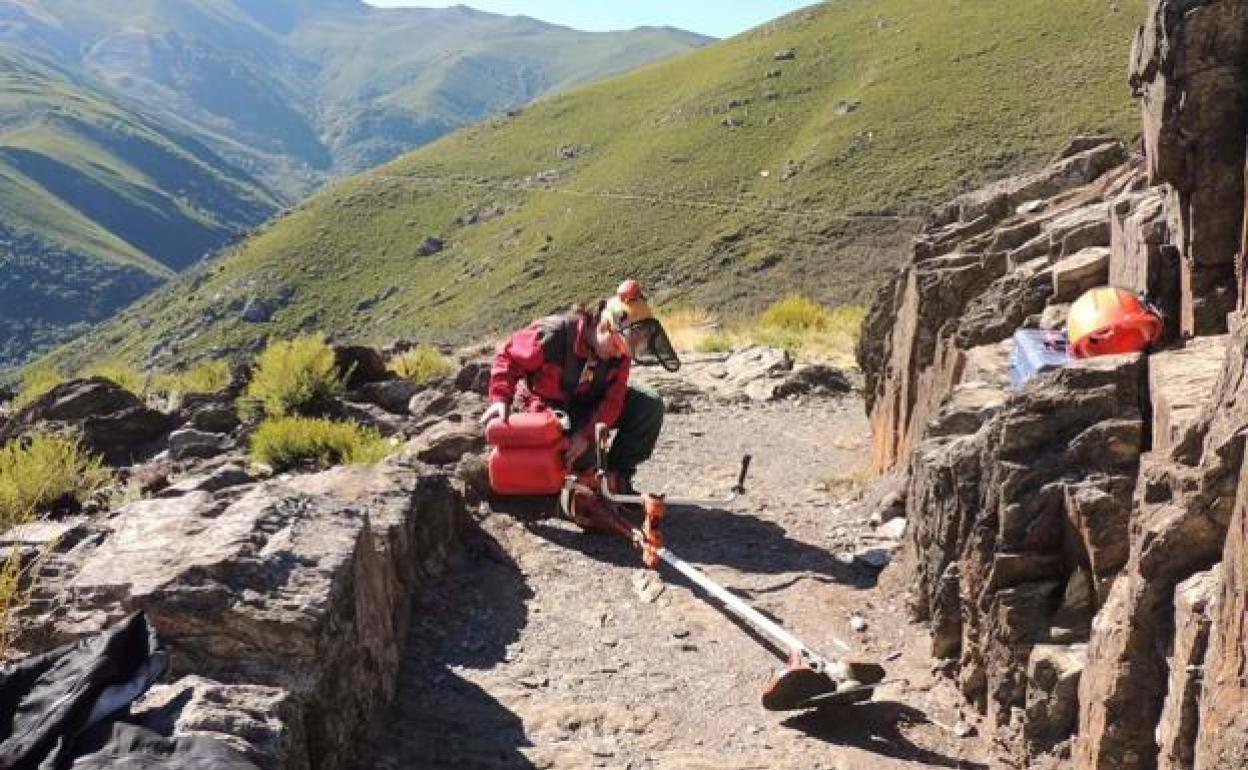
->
xmin=0 ymin=0 xmax=708 ymax=365
xmin=35 ymin=0 xmax=1150 ymax=374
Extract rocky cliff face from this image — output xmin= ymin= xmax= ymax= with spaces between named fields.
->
xmin=859 ymin=1 xmax=1248 ymax=767
xmin=0 ymin=353 xmax=501 ymax=770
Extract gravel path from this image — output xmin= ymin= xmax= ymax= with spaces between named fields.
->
xmin=363 ymin=395 xmax=989 ymax=770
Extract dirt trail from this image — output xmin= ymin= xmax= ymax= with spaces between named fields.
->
xmin=364 ymin=395 xmax=989 ymax=770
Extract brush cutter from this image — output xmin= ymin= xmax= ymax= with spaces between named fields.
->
xmin=556 ymin=424 xmax=888 ymax=711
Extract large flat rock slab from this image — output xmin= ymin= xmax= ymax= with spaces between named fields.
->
xmin=1149 ymin=336 xmax=1228 ymax=460
xmin=16 ymin=458 xmax=465 ymax=770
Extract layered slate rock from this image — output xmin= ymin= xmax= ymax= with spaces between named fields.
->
xmin=15 ymin=457 xmax=465 ymax=770
xmin=1156 ymin=568 xmax=1220 ymax=770
xmin=1194 ymin=459 xmax=1248 ymax=770
xmin=905 ymin=354 xmax=1146 ymax=734
xmin=861 ymin=2 xmax=1248 ymax=760
xmin=135 ymin=676 xmax=308 ymax=770
xmin=1130 ymin=0 xmax=1248 ymax=335
xmin=859 ymin=140 xmax=1136 ymax=472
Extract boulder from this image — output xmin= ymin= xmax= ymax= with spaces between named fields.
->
xmin=135 ymin=676 xmax=308 ymax=770
xmin=454 ymin=360 xmax=490 ymax=395
xmin=336 ymin=401 xmax=413 ymax=437
xmin=1059 ymin=220 xmax=1112 ymax=257
xmin=14 ymin=459 xmax=465 ymax=770
xmin=408 ymin=387 xmax=458 ymax=419
xmin=907 ymin=354 xmax=1146 ymax=732
xmin=157 ymin=464 xmax=255 ymax=498
xmin=350 ymin=379 xmax=424 ymax=415
xmin=632 ymin=347 xmax=854 ymax=405
xmin=770 ymin=364 xmax=853 ymax=399
xmin=240 ymin=298 xmax=273 ymax=323
xmin=1064 ymin=478 xmax=1134 ymax=600
xmin=407 ymin=419 xmax=486 ymax=466
xmin=189 ymin=403 xmax=242 ymax=435
xmin=0 ymin=378 xmax=172 ymax=466
xmin=1075 ymin=451 xmax=1236 ymax=770
xmin=416 ymin=236 xmax=445 ymax=256
xmin=168 ymin=429 xmax=232 ymax=462
xmin=333 ymin=346 xmax=390 ymax=389
xmin=1025 ymin=644 xmax=1087 ymax=760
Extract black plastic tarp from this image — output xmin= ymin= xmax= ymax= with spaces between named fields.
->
xmin=0 ymin=613 xmax=260 ymax=770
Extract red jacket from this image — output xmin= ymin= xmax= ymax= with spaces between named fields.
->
xmin=489 ymin=314 xmax=630 ymax=438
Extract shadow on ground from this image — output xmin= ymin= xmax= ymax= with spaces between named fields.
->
xmin=360 ymin=524 xmax=537 ymax=770
xmin=784 ymin=702 xmax=989 ymax=770
xmin=525 ymin=500 xmax=878 ymax=589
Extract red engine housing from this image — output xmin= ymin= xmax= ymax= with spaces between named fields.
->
xmin=486 ymin=411 xmax=568 ymax=495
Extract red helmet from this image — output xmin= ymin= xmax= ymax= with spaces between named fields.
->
xmin=1067 ymin=287 xmax=1163 ymax=358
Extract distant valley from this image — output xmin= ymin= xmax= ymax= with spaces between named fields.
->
xmin=0 ymin=0 xmax=708 ymax=364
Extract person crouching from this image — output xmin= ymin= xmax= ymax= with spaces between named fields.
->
xmin=480 ymin=279 xmax=680 ymax=494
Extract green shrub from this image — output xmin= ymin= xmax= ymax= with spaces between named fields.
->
xmin=750 ymin=298 xmax=867 ymax=366
xmin=0 ymin=435 xmax=111 ymax=529
xmin=389 ymin=345 xmax=455 ymax=384
xmin=13 ymin=367 xmax=65 ymax=409
xmin=156 ymin=361 xmax=232 ymax=396
xmin=82 ymin=360 xmax=146 ymax=395
xmin=241 ymin=336 xmax=344 ymax=419
xmin=760 ymin=295 xmax=834 ymax=333
xmin=696 ymin=331 xmax=736 ymax=353
xmin=250 ymin=417 xmax=392 ymax=471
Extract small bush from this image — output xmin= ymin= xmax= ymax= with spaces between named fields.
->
xmin=13 ymin=367 xmax=65 ymax=409
xmin=389 ymin=345 xmax=454 ymax=384
xmin=697 ymin=330 xmax=736 ymax=353
xmin=250 ymin=416 xmax=392 ymax=471
xmin=242 ymin=336 xmax=344 ymax=419
xmin=82 ymin=360 xmax=146 ymax=395
xmin=752 ymin=297 xmax=867 ymax=366
xmin=156 ymin=361 xmax=232 ymax=396
xmin=0 ymin=435 xmax=111 ymax=529
xmin=760 ymin=294 xmax=833 ymax=333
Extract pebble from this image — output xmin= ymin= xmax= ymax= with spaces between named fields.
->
xmin=854 ymin=547 xmax=892 ymax=568
xmin=953 ymin=720 xmax=977 ymax=738
xmin=876 ymin=517 xmax=907 ymax=540
xmin=849 ymin=615 xmax=868 ymax=633
xmin=633 ymin=572 xmax=667 ymax=603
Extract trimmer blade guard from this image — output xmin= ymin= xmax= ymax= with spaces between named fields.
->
xmin=761 ymin=656 xmax=888 ymax=711
xmin=762 ymin=664 xmax=840 ymax=712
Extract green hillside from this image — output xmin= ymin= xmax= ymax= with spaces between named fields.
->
xmin=40 ymin=0 xmax=1147 ymax=372
xmin=0 ymin=0 xmax=707 ymax=365
xmin=8 ymin=0 xmax=710 ymax=196
xmin=0 ymin=47 xmax=279 ymax=364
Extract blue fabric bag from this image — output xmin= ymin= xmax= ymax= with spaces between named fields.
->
xmin=1010 ymin=329 xmax=1070 ymax=387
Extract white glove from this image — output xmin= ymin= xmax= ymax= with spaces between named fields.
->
xmin=480 ymin=401 xmax=510 ymax=425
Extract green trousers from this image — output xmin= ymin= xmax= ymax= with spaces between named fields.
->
xmin=571 ymin=383 xmax=665 ymax=475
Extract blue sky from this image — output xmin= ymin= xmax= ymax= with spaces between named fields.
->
xmin=363 ymin=1 xmax=817 ymax=38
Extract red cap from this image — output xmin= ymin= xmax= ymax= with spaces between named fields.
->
xmin=617 ymin=279 xmax=644 ymax=301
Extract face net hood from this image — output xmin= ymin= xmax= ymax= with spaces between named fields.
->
xmin=624 ymin=318 xmax=681 ymax=372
